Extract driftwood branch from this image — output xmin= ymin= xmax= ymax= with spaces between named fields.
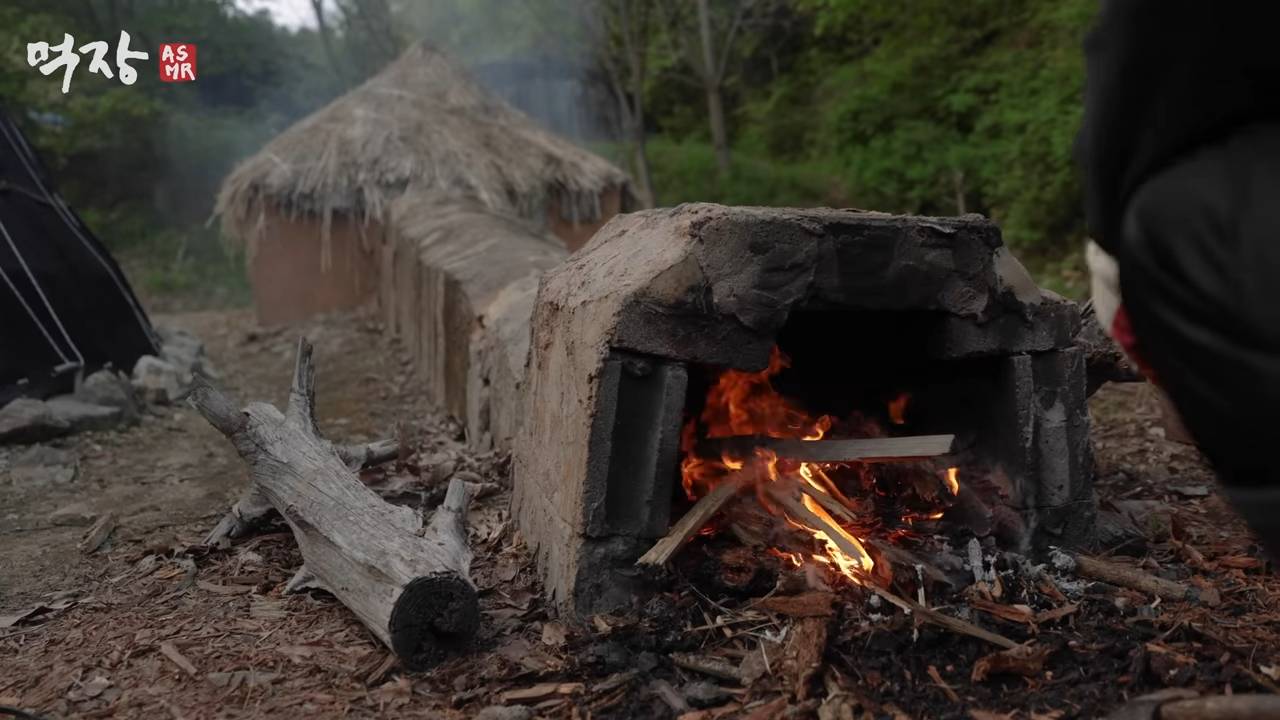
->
xmin=189 ymin=337 xmax=479 ymax=668
xmin=337 ymin=438 xmax=400 ymax=469
xmin=204 ymin=437 xmax=400 ymax=545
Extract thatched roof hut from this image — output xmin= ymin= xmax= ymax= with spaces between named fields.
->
xmin=214 ymin=43 xmax=634 ymax=324
xmin=215 ymin=43 xmax=633 ymax=248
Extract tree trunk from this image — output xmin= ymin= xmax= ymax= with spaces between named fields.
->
xmin=952 ymin=168 xmax=967 ymax=214
xmin=697 ymin=0 xmax=732 ymax=175
xmin=631 ymin=112 xmax=655 ymax=208
xmin=624 ymin=0 xmax=656 ymax=207
xmin=189 ymin=338 xmax=479 ymax=669
xmin=310 ymin=0 xmax=345 ymax=82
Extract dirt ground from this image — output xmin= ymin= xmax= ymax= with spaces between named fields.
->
xmin=2 ymin=309 xmax=1278 ymax=719
xmin=0 ymin=309 xmax=427 ymax=608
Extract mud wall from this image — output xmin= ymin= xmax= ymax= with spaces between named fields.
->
xmin=248 ymin=210 xmax=382 ymax=327
xmin=381 ymin=199 xmax=567 ymax=450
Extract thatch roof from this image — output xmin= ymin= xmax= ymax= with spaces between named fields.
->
xmin=214 ymin=44 xmax=635 ymax=252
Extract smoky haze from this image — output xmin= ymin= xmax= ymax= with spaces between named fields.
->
xmin=393 ymin=0 xmax=620 ymax=145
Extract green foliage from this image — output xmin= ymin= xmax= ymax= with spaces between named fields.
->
xmin=646 ymin=0 xmax=1096 ymax=279
xmin=648 ymin=137 xmax=844 ymax=208
xmin=118 ymin=226 xmax=252 ymax=312
xmin=793 ymin=0 xmax=1095 ymax=253
xmin=0 ymin=0 xmax=352 ymax=308
xmin=1 ymin=0 xmax=1097 ymax=304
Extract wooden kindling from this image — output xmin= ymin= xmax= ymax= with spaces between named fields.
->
xmin=188 ymin=337 xmax=479 ymax=669
xmin=641 ymin=433 xmax=954 ymax=567
xmin=636 ymin=471 xmax=747 ymax=567
xmin=764 ymin=477 xmax=1018 ymax=650
xmin=697 ymin=434 xmax=955 ymax=464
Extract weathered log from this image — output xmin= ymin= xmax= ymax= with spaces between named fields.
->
xmin=189 ymin=338 xmax=479 ymax=668
xmin=337 ymin=438 xmax=401 ymax=470
xmin=204 ymin=437 xmax=399 ymax=545
xmin=698 ymin=434 xmax=954 ymax=464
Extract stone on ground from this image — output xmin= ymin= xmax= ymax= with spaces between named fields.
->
xmin=157 ymin=325 xmax=216 ymax=379
xmin=0 ymin=398 xmax=71 ymax=444
xmin=7 ymin=444 xmax=80 ymax=486
xmin=132 ymin=355 xmax=184 ymax=404
xmin=74 ymin=369 xmax=140 ymax=423
xmin=45 ymin=397 xmax=124 ymax=433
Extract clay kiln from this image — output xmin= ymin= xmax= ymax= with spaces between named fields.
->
xmin=514 ymin=204 xmax=1092 ymax=615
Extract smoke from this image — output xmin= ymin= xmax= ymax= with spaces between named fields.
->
xmin=392 ymin=0 xmax=621 ymax=144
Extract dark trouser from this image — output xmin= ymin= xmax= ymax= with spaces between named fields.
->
xmin=1120 ymin=124 xmax=1280 ymax=558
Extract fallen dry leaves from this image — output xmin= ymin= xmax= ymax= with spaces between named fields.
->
xmin=971 ymin=644 xmax=1051 ymax=682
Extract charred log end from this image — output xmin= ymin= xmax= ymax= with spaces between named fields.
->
xmin=389 ymin=574 xmax=480 ymax=670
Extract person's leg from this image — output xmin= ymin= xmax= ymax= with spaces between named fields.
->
xmin=1119 ymin=124 xmax=1280 ymax=556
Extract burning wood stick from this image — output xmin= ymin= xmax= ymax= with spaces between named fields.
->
xmin=699 ymin=434 xmax=954 ymax=464
xmin=188 ymin=338 xmax=479 ymax=668
xmin=765 ymin=478 xmax=1018 ymax=650
xmin=792 ymin=480 xmax=860 ymax=526
xmin=787 ymin=481 xmax=953 ymax=585
xmin=636 ymin=473 xmax=746 ymax=567
xmin=762 ymin=479 xmax=874 ymax=572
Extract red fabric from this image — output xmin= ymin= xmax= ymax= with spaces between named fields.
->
xmin=1111 ymin=304 xmax=1158 ymax=385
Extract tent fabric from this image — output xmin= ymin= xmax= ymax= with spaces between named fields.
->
xmin=0 ymin=108 xmax=157 ymax=403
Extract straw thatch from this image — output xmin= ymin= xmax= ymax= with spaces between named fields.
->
xmin=214 ymin=44 xmax=635 ymax=257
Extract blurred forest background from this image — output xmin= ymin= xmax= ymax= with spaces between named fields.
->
xmin=0 ymin=0 xmax=1096 ymax=309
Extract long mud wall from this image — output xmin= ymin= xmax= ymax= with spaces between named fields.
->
xmin=379 ymin=198 xmax=566 ymax=450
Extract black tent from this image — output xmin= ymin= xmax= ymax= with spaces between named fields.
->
xmin=0 ymin=108 xmax=157 ymax=404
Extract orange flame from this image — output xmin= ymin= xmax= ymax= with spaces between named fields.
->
xmin=680 ymin=347 xmax=878 ymax=582
xmin=888 ymin=392 xmax=910 ymax=425
xmin=944 ymin=467 xmax=960 ymax=495
xmin=679 ymin=347 xmax=964 ymax=587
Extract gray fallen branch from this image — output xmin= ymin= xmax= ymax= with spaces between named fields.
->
xmin=204 ymin=438 xmax=399 ymax=545
xmin=188 ymin=337 xmax=479 ymax=668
